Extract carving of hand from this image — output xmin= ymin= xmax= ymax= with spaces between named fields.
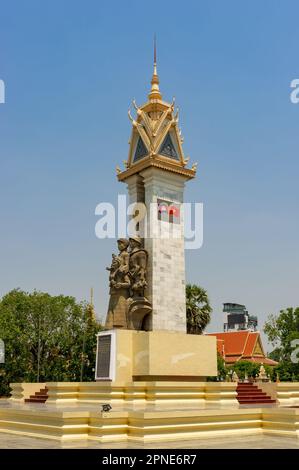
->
xmin=119 ymin=265 xmax=128 ymax=273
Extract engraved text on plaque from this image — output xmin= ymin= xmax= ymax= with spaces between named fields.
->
xmin=96 ymin=334 xmax=112 ymax=379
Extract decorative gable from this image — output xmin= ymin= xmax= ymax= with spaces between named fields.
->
xmin=116 ymin=57 xmax=197 ymax=181
xmin=159 ymin=132 xmax=179 ymax=160
xmin=253 ymin=337 xmax=264 ymax=356
xmin=133 ymin=136 xmax=148 ymax=162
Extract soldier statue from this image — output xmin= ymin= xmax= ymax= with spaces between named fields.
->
xmin=105 ymin=236 xmax=152 ymax=331
xmin=128 ymin=236 xmax=148 ymax=297
xmin=105 ymin=238 xmax=130 ymax=329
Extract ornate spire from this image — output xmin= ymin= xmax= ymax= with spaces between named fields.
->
xmin=148 ymin=35 xmax=162 ymax=101
xmin=87 ymin=287 xmax=96 ymax=323
xmin=117 ymin=38 xmax=197 ymax=182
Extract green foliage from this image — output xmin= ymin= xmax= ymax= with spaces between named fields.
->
xmin=264 ymin=307 xmax=299 ymax=381
xmin=264 ymin=307 xmax=299 ymax=361
xmin=217 ymin=353 xmax=227 ymax=380
xmin=207 ymin=353 xmax=227 ymax=381
xmin=0 ymin=289 xmax=102 ymax=396
xmin=271 ymin=362 xmax=299 ymax=382
xmin=268 ymin=348 xmax=282 ymax=363
xmin=227 ymin=360 xmax=260 ymax=380
xmin=186 ymin=284 xmax=212 ymax=335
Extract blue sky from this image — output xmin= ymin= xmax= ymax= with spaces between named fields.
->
xmin=0 ymin=0 xmax=298 ymax=350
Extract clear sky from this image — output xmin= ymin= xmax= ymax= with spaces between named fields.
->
xmin=0 ymin=0 xmax=298 ymax=351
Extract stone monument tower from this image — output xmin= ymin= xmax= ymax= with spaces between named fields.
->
xmin=117 ymin=44 xmax=196 ymax=332
xmin=95 ymin=46 xmax=216 ymax=382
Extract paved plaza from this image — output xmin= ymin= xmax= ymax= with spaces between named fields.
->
xmin=0 ymin=432 xmax=298 ymax=449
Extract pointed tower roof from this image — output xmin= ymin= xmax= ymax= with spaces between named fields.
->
xmin=148 ymin=36 xmax=162 ymax=101
xmin=87 ymin=287 xmax=96 ymax=324
xmin=116 ymin=42 xmax=197 ymax=182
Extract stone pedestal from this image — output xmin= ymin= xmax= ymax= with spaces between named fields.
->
xmin=95 ymin=329 xmax=217 ymax=382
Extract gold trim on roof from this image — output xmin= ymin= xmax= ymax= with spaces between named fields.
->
xmin=117 ymin=156 xmax=196 ymax=181
xmin=118 ymin=49 xmax=197 ymax=181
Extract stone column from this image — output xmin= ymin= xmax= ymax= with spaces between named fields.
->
xmin=126 ymin=174 xmax=145 ymax=205
xmin=140 ymin=167 xmax=187 ymax=332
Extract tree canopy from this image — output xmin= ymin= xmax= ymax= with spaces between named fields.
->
xmin=0 ymin=289 xmax=102 ymax=396
xmin=186 ymin=284 xmax=212 ymax=334
xmin=264 ymin=307 xmax=299 ymax=381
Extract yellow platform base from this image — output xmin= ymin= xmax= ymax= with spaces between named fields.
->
xmin=11 ymin=381 xmax=239 ymax=407
xmin=1 ymin=402 xmax=299 ymax=443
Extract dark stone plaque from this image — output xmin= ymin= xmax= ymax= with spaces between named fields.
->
xmin=96 ymin=334 xmax=112 ymax=379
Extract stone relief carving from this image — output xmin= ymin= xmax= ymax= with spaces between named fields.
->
xmin=105 ymin=237 xmax=152 ymax=331
xmin=105 ymin=239 xmax=130 ymax=330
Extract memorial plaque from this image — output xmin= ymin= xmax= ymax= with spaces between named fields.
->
xmin=96 ymin=334 xmax=112 ymax=379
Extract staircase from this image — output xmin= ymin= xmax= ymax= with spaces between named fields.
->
xmin=236 ymin=382 xmax=276 ymax=405
xmin=24 ymin=387 xmax=48 ymax=404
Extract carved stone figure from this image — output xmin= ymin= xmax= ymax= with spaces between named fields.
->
xmin=127 ymin=236 xmax=152 ymax=330
xmin=256 ymin=363 xmax=269 ymax=382
xmin=105 ymin=238 xmax=130 ymax=329
xmin=232 ymin=371 xmax=239 ymax=383
xmin=104 ymin=237 xmax=152 ymax=331
xmin=128 ymin=236 xmax=148 ymax=297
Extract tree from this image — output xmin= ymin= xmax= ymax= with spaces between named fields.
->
xmin=207 ymin=353 xmax=227 ymax=381
xmin=264 ymin=308 xmax=299 ymax=361
xmin=0 ymin=289 xmax=102 ymax=396
xmin=264 ymin=307 xmax=299 ymax=382
xmin=228 ymin=360 xmax=260 ymax=380
xmin=268 ymin=348 xmax=282 ymax=363
xmin=271 ymin=361 xmax=299 ymax=382
xmin=186 ymin=284 xmax=212 ymax=334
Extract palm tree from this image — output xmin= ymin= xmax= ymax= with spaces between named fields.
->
xmin=186 ymin=284 xmax=212 ymax=334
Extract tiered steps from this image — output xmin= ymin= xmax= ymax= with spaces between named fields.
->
xmin=237 ymin=382 xmax=276 ymax=405
xmin=24 ymin=387 xmax=48 ymax=404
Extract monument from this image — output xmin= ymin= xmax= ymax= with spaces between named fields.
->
xmin=5 ymin=47 xmax=296 ymax=447
xmin=95 ymin=44 xmax=217 ymax=382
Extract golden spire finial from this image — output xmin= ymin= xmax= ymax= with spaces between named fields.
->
xmin=148 ymin=35 xmax=162 ymax=101
xmin=90 ymin=287 xmax=94 ymax=307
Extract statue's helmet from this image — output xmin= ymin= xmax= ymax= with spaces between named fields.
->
xmin=129 ymin=236 xmax=142 ymax=245
xmin=117 ymin=238 xmax=129 ymax=248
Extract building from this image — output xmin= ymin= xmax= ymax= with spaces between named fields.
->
xmin=223 ymin=303 xmax=258 ymax=332
xmin=207 ymin=330 xmax=278 ymax=366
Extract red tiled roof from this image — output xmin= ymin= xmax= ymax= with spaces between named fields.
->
xmin=216 ymin=339 xmax=225 ymax=355
xmin=207 ymin=331 xmax=278 ymax=366
xmin=224 ymin=355 xmax=242 ymax=364
xmin=208 ymin=331 xmax=250 ymax=355
xmin=249 ymin=357 xmax=278 ymax=366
